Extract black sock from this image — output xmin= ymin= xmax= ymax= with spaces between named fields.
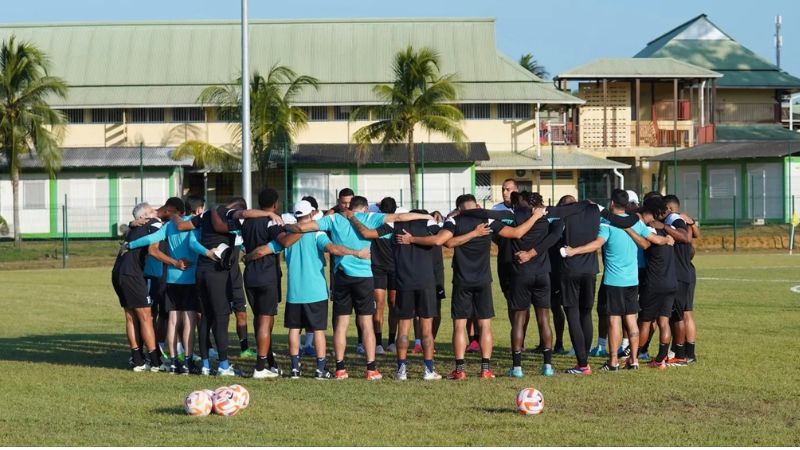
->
xmin=656 ymin=343 xmax=669 ymax=362
xmin=356 ymin=324 xmax=363 ymax=345
xmin=686 ymin=342 xmax=696 ymax=359
xmin=256 ymin=355 xmax=267 ymax=371
xmin=366 ymin=360 xmax=376 ymax=371
xmin=473 ymin=333 xmax=480 ymax=343
xmin=512 ymin=351 xmax=522 ymax=368
xmin=388 ymin=333 xmax=395 ymax=345
xmin=468 ymin=334 xmax=476 ymax=343
xmin=240 ymin=338 xmax=248 ymax=352
xmin=554 ymin=340 xmax=563 ymax=351
xmin=149 ymin=349 xmax=161 ymax=367
xmin=131 ymin=347 xmax=144 ymax=366
xmin=375 ymin=332 xmax=383 ymax=348
xmin=336 ymin=359 xmax=345 ymax=371
xmin=543 ymin=349 xmax=552 ymax=365
xmin=674 ymin=344 xmax=686 ymax=359
xmin=138 ymin=347 xmax=146 ymax=362
xmin=480 ymin=358 xmax=490 ymax=372
xmin=455 ymin=358 xmax=466 ymax=372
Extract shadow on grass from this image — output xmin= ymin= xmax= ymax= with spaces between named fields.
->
xmin=477 ymin=407 xmax=518 ymax=415
xmin=153 ymin=406 xmax=186 ymax=416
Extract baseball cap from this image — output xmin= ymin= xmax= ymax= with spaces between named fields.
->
xmin=293 ymin=200 xmax=314 ymax=218
xmin=625 ymin=190 xmax=639 ymax=205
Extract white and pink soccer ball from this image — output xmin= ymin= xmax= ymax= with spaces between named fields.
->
xmin=184 ymin=390 xmax=213 ymax=417
xmin=516 ymin=388 xmax=545 ymax=415
xmin=228 ymin=384 xmax=250 ymax=409
xmin=212 ymin=386 xmax=241 ymax=416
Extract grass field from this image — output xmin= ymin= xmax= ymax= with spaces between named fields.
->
xmin=1 ymin=252 xmax=800 ymax=446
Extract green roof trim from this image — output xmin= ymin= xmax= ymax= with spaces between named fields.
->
xmin=716 ymin=124 xmax=800 ymax=141
xmin=0 ymin=18 xmax=582 ymax=106
xmin=556 ymin=57 xmax=720 ymax=80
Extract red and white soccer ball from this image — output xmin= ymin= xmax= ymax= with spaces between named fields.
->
xmin=184 ymin=390 xmax=213 ymax=417
xmin=516 ymin=388 xmax=545 ymax=416
xmin=228 ymin=384 xmax=250 ymax=409
xmin=212 ymin=386 xmax=241 ymax=416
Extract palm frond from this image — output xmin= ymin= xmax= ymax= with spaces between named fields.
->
xmin=172 ymin=140 xmax=241 ymax=171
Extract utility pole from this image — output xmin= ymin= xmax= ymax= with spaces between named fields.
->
xmin=240 ymin=0 xmax=252 ymax=207
xmin=775 ymin=15 xmax=782 ymax=69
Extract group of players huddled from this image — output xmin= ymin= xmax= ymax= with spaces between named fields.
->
xmin=111 ymin=178 xmax=699 ymax=380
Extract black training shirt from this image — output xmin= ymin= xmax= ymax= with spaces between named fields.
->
xmin=510 ymin=209 xmax=564 ymax=277
xmin=114 ymin=218 xmax=162 ymax=277
xmin=666 ymin=214 xmax=696 ymax=283
xmin=196 ymin=206 xmax=242 ymax=270
xmin=645 ymin=226 xmax=678 ymax=291
xmin=442 ymin=214 xmax=505 ymax=287
xmin=241 ymin=217 xmax=284 ymax=288
xmin=392 ymin=219 xmax=437 ymax=290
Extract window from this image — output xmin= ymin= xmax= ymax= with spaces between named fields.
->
xmin=372 ymin=108 xmax=391 ymax=121
xmin=539 ymin=170 xmax=573 ymax=181
xmin=23 ymin=180 xmax=47 ymax=209
xmin=172 ymin=107 xmax=205 ymax=123
xmin=129 ymin=108 xmax=165 ymax=123
xmin=334 ymin=106 xmax=352 ymax=121
xmin=459 ymin=103 xmax=490 ymax=120
xmin=63 ymin=109 xmax=85 ymax=123
xmin=475 ymin=171 xmax=492 ymax=201
xmin=302 ymin=106 xmax=328 ymax=121
xmin=497 ymin=104 xmax=532 ymax=120
xmin=90 ymin=108 xmax=123 ymax=123
xmin=215 ymin=108 xmax=238 ymax=122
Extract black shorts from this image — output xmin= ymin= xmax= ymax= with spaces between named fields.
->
xmin=596 ymin=283 xmax=607 ymax=315
xmin=112 ymin=272 xmax=153 ymax=310
xmin=497 ymin=262 xmax=514 ymax=301
xmin=395 ymin=287 xmax=439 ymax=319
xmin=196 ymin=268 xmax=231 ymax=317
xmin=451 ymin=283 xmax=494 ymax=320
xmin=684 ymin=281 xmax=696 ymax=311
xmin=672 ymin=281 xmax=692 ymax=321
xmin=550 ymin=273 xmax=562 ymax=307
xmin=166 ymin=283 xmax=199 ymax=312
xmin=228 ymin=269 xmax=247 ymax=313
xmin=436 ymin=284 xmax=446 ymax=300
xmin=372 ymin=267 xmax=397 ymax=291
xmin=604 ymin=285 xmax=639 ymax=316
xmin=561 ymin=274 xmax=596 ymax=310
xmin=332 ymin=272 xmax=376 ymax=316
xmin=145 ymin=276 xmax=171 ymax=316
xmin=246 ymin=284 xmax=281 ymax=316
xmin=509 ymin=274 xmax=550 ymax=311
xmin=285 ymin=300 xmax=328 ymax=331
xmin=639 ymin=289 xmax=675 ymax=322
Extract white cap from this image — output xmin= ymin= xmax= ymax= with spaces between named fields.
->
xmin=293 ymin=200 xmax=314 ymax=218
xmin=281 ymin=213 xmax=298 ymax=225
xmin=626 ymin=190 xmax=639 ymax=205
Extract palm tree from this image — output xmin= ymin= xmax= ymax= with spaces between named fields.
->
xmin=0 ymin=35 xmax=67 ymax=247
xmin=352 ymin=46 xmax=466 ymax=209
xmin=181 ymin=64 xmax=318 ymax=189
xmin=519 ymin=53 xmax=549 ymax=79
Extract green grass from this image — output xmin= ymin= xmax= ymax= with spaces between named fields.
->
xmin=0 ymin=239 xmax=119 ymax=270
xmin=1 ymin=254 xmax=800 ymax=445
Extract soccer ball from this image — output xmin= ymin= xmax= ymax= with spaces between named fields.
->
xmin=229 ymin=384 xmax=250 ymax=409
xmin=212 ymin=386 xmax=241 ymax=416
xmin=516 ymin=388 xmax=545 ymax=415
xmin=184 ymin=390 xmax=213 ymax=417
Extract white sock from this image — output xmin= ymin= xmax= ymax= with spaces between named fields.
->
xmin=621 ymin=338 xmax=630 ymax=349
xmin=597 ymin=337 xmax=607 ymax=348
xmin=177 ymin=342 xmax=185 ymax=355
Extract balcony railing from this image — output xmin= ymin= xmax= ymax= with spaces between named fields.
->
xmin=652 ymin=99 xmax=692 ymax=121
xmin=539 ymin=122 xmax=578 ymax=145
xmin=715 ymin=102 xmax=780 ymax=124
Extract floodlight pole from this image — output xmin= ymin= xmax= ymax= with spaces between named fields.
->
xmin=240 ymin=0 xmax=252 ymax=207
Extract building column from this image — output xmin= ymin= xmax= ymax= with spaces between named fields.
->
xmin=602 ymin=78 xmax=608 ymax=148
xmin=635 ymin=78 xmax=641 ymax=146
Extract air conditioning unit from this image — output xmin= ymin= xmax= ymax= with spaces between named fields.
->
xmin=752 ymin=218 xmax=766 ymax=226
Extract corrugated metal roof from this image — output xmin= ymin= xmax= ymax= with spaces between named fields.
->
xmin=280 ymin=142 xmax=489 ymax=165
xmin=0 ymin=147 xmax=193 ymax=169
xmin=0 ymin=18 xmax=582 ymax=106
xmin=556 ymin=58 xmax=720 ymax=80
xmin=476 ymin=150 xmax=630 ymax=170
xmin=650 ymin=141 xmax=800 ymax=161
xmin=634 ymin=15 xmax=800 ymax=89
xmin=716 ymin=124 xmax=800 ymax=141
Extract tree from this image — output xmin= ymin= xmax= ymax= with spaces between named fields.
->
xmin=352 ymin=46 xmax=466 ymax=209
xmin=180 ymin=64 xmax=318 ymax=189
xmin=0 ymin=35 xmax=67 ymax=247
xmin=519 ymin=53 xmax=549 ymax=79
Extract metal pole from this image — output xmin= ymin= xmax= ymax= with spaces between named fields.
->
xmin=62 ymin=203 xmax=67 ymax=269
xmin=139 ymin=143 xmax=144 ymax=202
xmin=733 ymin=195 xmax=737 ymax=252
xmin=240 ymin=0 xmax=252 ymax=207
xmin=63 ymin=194 xmax=69 ymax=264
xmin=284 ymin=142 xmax=289 ymax=213
xmin=550 ymin=133 xmax=555 ymax=204
xmin=421 ymin=142 xmax=425 ymax=210
xmin=203 ymin=171 xmax=208 ymax=202
xmin=673 ymin=78 xmax=678 ymax=194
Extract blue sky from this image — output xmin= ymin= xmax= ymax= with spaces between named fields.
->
xmin=4 ymin=0 xmax=799 ymax=79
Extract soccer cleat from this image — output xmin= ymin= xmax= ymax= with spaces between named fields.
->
xmin=506 ymin=367 xmax=524 ymax=378
xmin=314 ymin=369 xmax=333 ymax=380
xmin=412 ymin=343 xmax=423 ymax=353
xmin=239 ymin=348 xmax=257 ymax=358
xmin=447 ymin=369 xmax=467 ymax=380
xmin=200 ymin=366 xmax=212 ymax=376
xmin=356 ymin=343 xmax=365 ymax=354
xmin=394 ymin=365 xmax=408 ymax=381
xmin=132 ymin=363 xmax=150 ymax=372
xmin=599 ymin=362 xmax=620 ymax=372
xmin=480 ymin=369 xmax=496 ymax=379
xmin=541 ymin=364 xmax=555 ymax=377
xmin=686 ymin=356 xmax=697 ymax=365
xmin=290 ymin=369 xmax=301 ymax=379
xmin=553 ymin=346 xmax=570 ymax=355
xmin=666 ymin=357 xmax=688 ymax=367
xmin=589 ymin=345 xmax=609 ymax=358
xmin=648 ymin=359 xmax=667 ymax=370
xmin=531 ymin=344 xmax=545 ymax=354
xmin=566 ymin=348 xmax=576 ymax=357
xmin=168 ymin=362 xmax=179 ymax=374
xmin=375 ymin=344 xmax=386 ymax=355
xmin=252 ymin=368 xmax=278 ymax=379
xmin=153 ymin=362 xmax=170 ymax=373
xmin=334 ymin=369 xmax=349 ymax=380
xmin=366 ymin=369 xmax=383 ymax=381
xmin=565 ymin=365 xmax=592 ymax=375
xmin=179 ymin=363 xmax=190 ymax=375
xmin=466 ymin=340 xmax=480 ymax=353
xmin=639 ymin=352 xmax=651 ymax=362
xmin=192 ymin=354 xmax=202 ymax=364
xmin=423 ymin=370 xmax=442 ymax=381
xmin=667 ymin=350 xmax=675 ymax=359
xmin=128 ymin=356 xmax=135 ymax=368
xmin=624 ymin=362 xmax=639 ymax=370
xmin=216 ymin=365 xmax=238 ymax=377
xmin=303 ymin=345 xmax=316 ymax=357
xmin=618 ymin=345 xmax=630 ymax=358
xmin=208 ymin=348 xmax=219 ymax=360
xmin=386 ymin=343 xmax=397 ymax=353
xmin=268 ymin=366 xmax=283 ymax=377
